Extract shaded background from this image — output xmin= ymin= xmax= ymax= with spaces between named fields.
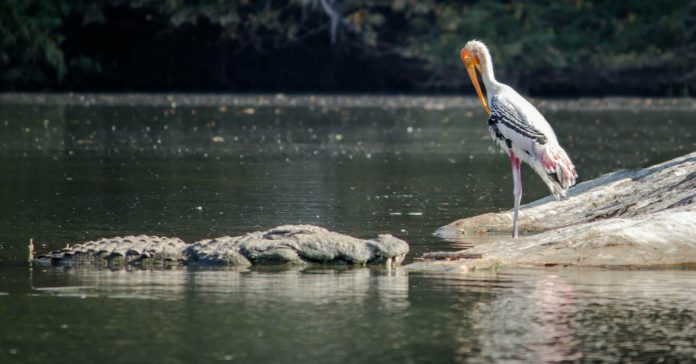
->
xmin=2 ymin=0 xmax=695 ymax=95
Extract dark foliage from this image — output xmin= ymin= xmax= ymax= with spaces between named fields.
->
xmin=1 ymin=0 xmax=695 ymax=95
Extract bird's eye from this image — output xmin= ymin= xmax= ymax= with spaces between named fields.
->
xmin=465 ymin=57 xmax=470 ymax=62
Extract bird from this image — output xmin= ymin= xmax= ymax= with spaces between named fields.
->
xmin=459 ymin=40 xmax=577 ymax=238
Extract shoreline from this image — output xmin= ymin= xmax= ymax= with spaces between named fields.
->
xmin=2 ymin=92 xmax=696 ymax=111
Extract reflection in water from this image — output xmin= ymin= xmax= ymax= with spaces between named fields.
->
xmin=6 ymin=266 xmax=413 ymax=363
xmin=471 ymin=274 xmax=581 ymax=363
xmin=464 ymin=269 xmax=696 ymax=363
xmin=528 ymin=277 xmax=580 ymax=363
xmin=3 ymin=265 xmax=696 ymax=362
xmin=34 ymin=266 xmax=409 ymax=307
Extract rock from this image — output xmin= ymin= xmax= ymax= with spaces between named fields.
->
xmin=410 ymin=152 xmax=696 ymax=270
xmin=436 ymin=152 xmax=696 ymax=236
xmin=35 ymin=225 xmax=409 ymax=268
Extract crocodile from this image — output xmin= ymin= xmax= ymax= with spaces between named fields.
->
xmin=34 ymin=225 xmax=409 ymax=268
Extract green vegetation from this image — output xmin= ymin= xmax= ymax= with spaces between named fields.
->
xmin=1 ymin=0 xmax=69 ymax=87
xmin=1 ymin=0 xmax=695 ymax=94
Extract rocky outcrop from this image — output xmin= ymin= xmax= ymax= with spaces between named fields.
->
xmin=35 ymin=225 xmax=409 ymax=268
xmin=409 ymin=152 xmax=696 ymax=271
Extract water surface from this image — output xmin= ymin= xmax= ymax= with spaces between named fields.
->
xmin=1 ymin=94 xmax=695 ymax=362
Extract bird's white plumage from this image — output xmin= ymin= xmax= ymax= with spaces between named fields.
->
xmin=489 ymin=89 xmax=576 ymax=198
xmin=493 ymin=85 xmax=558 ymax=144
xmin=464 ymin=40 xmax=577 ymax=200
xmin=462 ymin=40 xmax=578 ymax=237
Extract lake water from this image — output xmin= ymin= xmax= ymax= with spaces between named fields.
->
xmin=1 ymin=94 xmax=695 ymax=362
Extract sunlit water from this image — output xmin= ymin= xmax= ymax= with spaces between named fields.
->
xmin=1 ymin=94 xmax=695 ymax=362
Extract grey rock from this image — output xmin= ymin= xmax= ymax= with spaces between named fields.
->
xmin=35 ymin=225 xmax=409 ymax=268
xmin=410 ymin=152 xmax=696 ymax=271
xmin=436 ymin=152 xmax=696 ymax=236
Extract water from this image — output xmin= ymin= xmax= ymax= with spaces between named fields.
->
xmin=1 ymin=94 xmax=695 ymax=362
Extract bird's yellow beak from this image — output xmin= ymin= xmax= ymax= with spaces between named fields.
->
xmin=460 ymin=48 xmax=490 ymax=115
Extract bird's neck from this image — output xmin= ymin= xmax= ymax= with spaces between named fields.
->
xmin=478 ymin=51 xmax=500 ymax=97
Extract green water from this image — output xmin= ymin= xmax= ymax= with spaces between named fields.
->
xmin=1 ymin=95 xmax=695 ymax=363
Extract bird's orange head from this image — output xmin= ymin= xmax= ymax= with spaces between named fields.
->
xmin=460 ymin=43 xmax=490 ymax=115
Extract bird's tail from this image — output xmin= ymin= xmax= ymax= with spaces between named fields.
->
xmin=538 ymin=144 xmax=577 ymax=200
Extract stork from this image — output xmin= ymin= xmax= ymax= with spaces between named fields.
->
xmin=459 ymin=40 xmax=577 ymax=238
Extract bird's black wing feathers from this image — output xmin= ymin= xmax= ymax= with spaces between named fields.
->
xmin=488 ymin=95 xmax=547 ymax=145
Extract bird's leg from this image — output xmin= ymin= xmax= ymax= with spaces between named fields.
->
xmin=509 ymin=151 xmax=522 ymax=238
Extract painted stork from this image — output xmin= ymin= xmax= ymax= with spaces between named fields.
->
xmin=459 ymin=40 xmax=577 ymax=238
